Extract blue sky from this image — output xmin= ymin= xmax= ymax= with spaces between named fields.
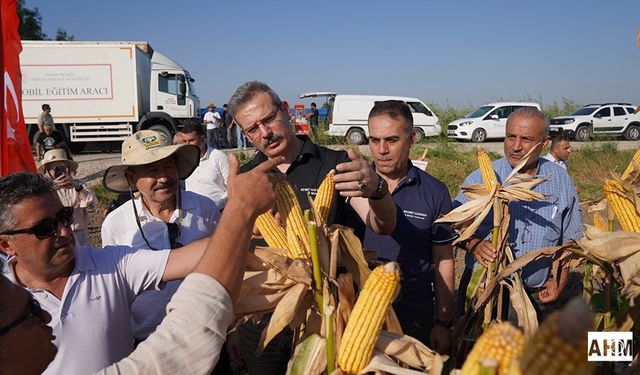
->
xmin=25 ymin=0 xmax=639 ymax=110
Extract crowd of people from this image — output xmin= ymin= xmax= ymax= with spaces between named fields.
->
xmin=0 ymin=81 xmax=582 ymax=374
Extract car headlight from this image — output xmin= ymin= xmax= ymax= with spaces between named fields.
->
xmin=459 ymin=121 xmax=472 ymax=126
xmin=563 ymin=118 xmax=575 ymax=124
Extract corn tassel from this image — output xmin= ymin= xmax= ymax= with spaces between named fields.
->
xmin=519 ymin=299 xmax=594 ymax=375
xmin=478 ymin=149 xmax=498 ymax=192
xmin=255 ymin=212 xmax=288 ymax=249
xmin=621 ymin=148 xmax=640 ymax=183
xmin=460 ymin=322 xmax=524 ymax=375
xmin=603 ymin=179 xmax=640 ymax=232
xmin=338 ymin=262 xmax=400 ymax=374
xmin=592 ymin=212 xmax=608 ymax=231
xmin=313 ymin=170 xmax=335 ymax=224
xmin=275 ymin=181 xmax=310 ymax=258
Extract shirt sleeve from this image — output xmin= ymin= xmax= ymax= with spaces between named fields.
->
xmin=94 ymin=273 xmax=233 ymax=375
xmin=561 ymin=177 xmax=584 ymax=242
xmin=109 ymin=246 xmax=171 ymax=295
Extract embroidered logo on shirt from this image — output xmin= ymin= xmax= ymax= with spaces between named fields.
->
xmin=403 ymin=210 xmax=428 ymax=221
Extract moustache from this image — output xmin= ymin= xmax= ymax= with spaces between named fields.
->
xmin=261 ymin=134 xmax=284 ymax=149
xmin=152 ymin=181 xmax=175 ymax=191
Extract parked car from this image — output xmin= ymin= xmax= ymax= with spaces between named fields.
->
xmin=447 ymin=102 xmax=541 ymax=142
xmin=550 ymin=103 xmax=640 ymax=141
xmin=299 ymin=92 xmax=440 ymax=144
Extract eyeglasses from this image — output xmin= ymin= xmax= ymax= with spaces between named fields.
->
xmin=0 ymin=299 xmax=46 ymax=336
xmin=166 ymin=222 xmax=183 ymax=249
xmin=0 ymin=207 xmax=74 ymax=239
xmin=240 ymin=107 xmax=281 ymax=138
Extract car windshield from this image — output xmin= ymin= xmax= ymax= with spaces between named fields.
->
xmin=466 ymin=106 xmax=493 ymax=118
xmin=571 ymin=107 xmax=597 ymax=116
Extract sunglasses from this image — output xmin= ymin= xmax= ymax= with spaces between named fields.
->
xmin=1 ymin=207 xmax=74 ymax=239
xmin=0 ymin=299 xmax=46 ymax=336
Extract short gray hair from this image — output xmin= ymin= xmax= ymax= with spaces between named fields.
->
xmin=368 ymin=100 xmax=414 ymax=134
xmin=0 ymin=173 xmax=54 ymax=233
xmin=507 ymin=107 xmax=549 ymax=138
xmin=227 ymin=81 xmax=281 ymax=119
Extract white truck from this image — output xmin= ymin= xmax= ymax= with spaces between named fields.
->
xmin=299 ymin=92 xmax=441 ymax=144
xmin=20 ymin=41 xmax=200 ymax=152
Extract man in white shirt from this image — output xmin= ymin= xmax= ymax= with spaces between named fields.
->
xmin=102 ymin=130 xmax=220 ymax=344
xmin=543 ymin=134 xmax=571 ymax=169
xmin=177 ymin=121 xmax=230 ymax=209
xmin=204 ymin=103 xmax=222 ymax=149
xmin=0 ymin=155 xmax=285 ymax=375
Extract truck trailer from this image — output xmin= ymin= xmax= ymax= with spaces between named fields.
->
xmin=20 ymin=41 xmax=200 ymax=152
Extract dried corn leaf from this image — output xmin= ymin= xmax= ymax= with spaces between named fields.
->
xmin=259 ymin=282 xmax=308 ymax=353
xmin=335 ymin=273 xmax=355 ymax=350
xmin=356 ymin=352 xmax=433 ymax=375
xmin=504 ymin=280 xmax=538 ymax=336
xmin=286 ymin=333 xmax=327 ymax=375
xmin=335 ymin=225 xmax=372 ymax=287
xmin=577 ymin=231 xmax=640 ymax=289
xmin=375 ymin=331 xmax=444 ymax=371
xmin=384 ymin=308 xmax=404 ymax=335
xmin=235 ymin=287 xmax=291 ymax=316
xmin=254 ymin=247 xmax=313 ymax=285
xmin=240 ymin=269 xmax=294 ymax=296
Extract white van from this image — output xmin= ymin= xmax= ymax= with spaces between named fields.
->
xmin=299 ymin=92 xmax=441 ymax=144
xmin=447 ymin=102 xmax=541 ymax=142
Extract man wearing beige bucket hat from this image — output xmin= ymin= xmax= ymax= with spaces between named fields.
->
xmin=38 ymin=149 xmax=97 ymax=246
xmin=101 ymin=130 xmax=222 ymax=345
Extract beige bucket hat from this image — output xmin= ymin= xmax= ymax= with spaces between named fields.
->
xmin=38 ymin=149 xmax=78 ymax=174
xmin=103 ymin=130 xmax=200 ymax=193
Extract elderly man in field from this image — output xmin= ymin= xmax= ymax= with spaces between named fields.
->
xmin=101 ymin=130 xmax=221 ymax=345
xmin=362 ymin=100 xmax=456 ymax=353
xmin=0 ymin=156 xmax=284 ymax=375
xmin=455 ymin=107 xmax=583 ymax=321
xmin=228 ymin=80 xmax=397 ymax=374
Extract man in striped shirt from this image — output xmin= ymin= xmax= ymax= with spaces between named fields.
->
xmin=455 ymin=107 xmax=583 ymax=321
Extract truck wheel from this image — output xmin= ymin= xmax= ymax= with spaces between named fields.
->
xmin=471 ymin=128 xmax=487 ymax=143
xmin=346 ymin=128 xmax=366 ymax=145
xmin=623 ymin=125 xmax=640 ymax=141
xmin=413 ymin=127 xmax=425 ymax=142
xmin=574 ymin=125 xmax=592 ymax=142
xmin=148 ymin=124 xmax=174 ymax=141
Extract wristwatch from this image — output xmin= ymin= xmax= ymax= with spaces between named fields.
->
xmin=368 ymin=174 xmax=389 ymax=200
xmin=435 ymin=318 xmax=453 ymax=329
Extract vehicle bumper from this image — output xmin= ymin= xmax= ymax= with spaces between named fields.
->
xmin=446 ymin=125 xmax=471 ymax=140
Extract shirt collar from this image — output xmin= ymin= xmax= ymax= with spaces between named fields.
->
xmin=247 ymin=135 xmax=320 ymax=167
xmin=133 ymin=192 xmax=195 ymax=223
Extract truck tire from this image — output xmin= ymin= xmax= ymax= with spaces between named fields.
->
xmin=574 ymin=125 xmax=592 ymax=142
xmin=471 ymin=128 xmax=487 ymax=143
xmin=413 ymin=127 xmax=425 ymax=142
xmin=623 ymin=124 xmax=640 ymax=141
xmin=346 ymin=128 xmax=366 ymax=145
xmin=148 ymin=124 xmax=174 ymax=141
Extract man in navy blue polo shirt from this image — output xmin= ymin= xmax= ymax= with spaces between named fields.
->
xmin=362 ymin=100 xmax=457 ymax=353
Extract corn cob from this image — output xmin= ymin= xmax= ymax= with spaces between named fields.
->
xmin=275 ymin=181 xmax=310 ymax=258
xmin=592 ymin=212 xmax=608 ymax=231
xmin=478 ymin=149 xmax=498 ymax=192
xmin=603 ymin=179 xmax=640 ymax=232
xmin=255 ymin=212 xmax=288 ymax=249
xmin=519 ymin=298 xmax=594 ymax=375
xmin=621 ymin=148 xmax=640 ymax=183
xmin=313 ymin=170 xmax=335 ymax=224
xmin=338 ymin=262 xmax=400 ymax=374
xmin=460 ymin=322 xmax=524 ymax=375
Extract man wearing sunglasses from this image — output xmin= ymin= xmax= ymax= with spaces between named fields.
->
xmin=100 ymin=131 xmax=224 ymax=355
xmin=0 ymin=155 xmax=285 ymax=374
xmin=228 ymin=81 xmax=398 ymax=374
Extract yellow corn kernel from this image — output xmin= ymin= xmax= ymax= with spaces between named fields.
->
xmin=478 ymin=149 xmax=498 ymax=192
xmin=621 ymin=148 xmax=640 ymax=183
xmin=592 ymin=212 xmax=608 ymax=231
xmin=255 ymin=212 xmax=288 ymax=250
xmin=519 ymin=299 xmax=594 ymax=375
xmin=275 ymin=181 xmax=310 ymax=258
xmin=313 ymin=170 xmax=335 ymax=224
xmin=603 ymin=179 xmax=640 ymax=232
xmin=460 ymin=322 xmax=524 ymax=375
xmin=338 ymin=262 xmax=400 ymax=374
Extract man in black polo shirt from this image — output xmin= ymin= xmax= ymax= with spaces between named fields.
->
xmin=362 ymin=100 xmax=456 ymax=353
xmin=228 ymin=81 xmax=397 ymax=374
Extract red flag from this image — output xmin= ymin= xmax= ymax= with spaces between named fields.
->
xmin=1 ymin=0 xmax=37 ymax=175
